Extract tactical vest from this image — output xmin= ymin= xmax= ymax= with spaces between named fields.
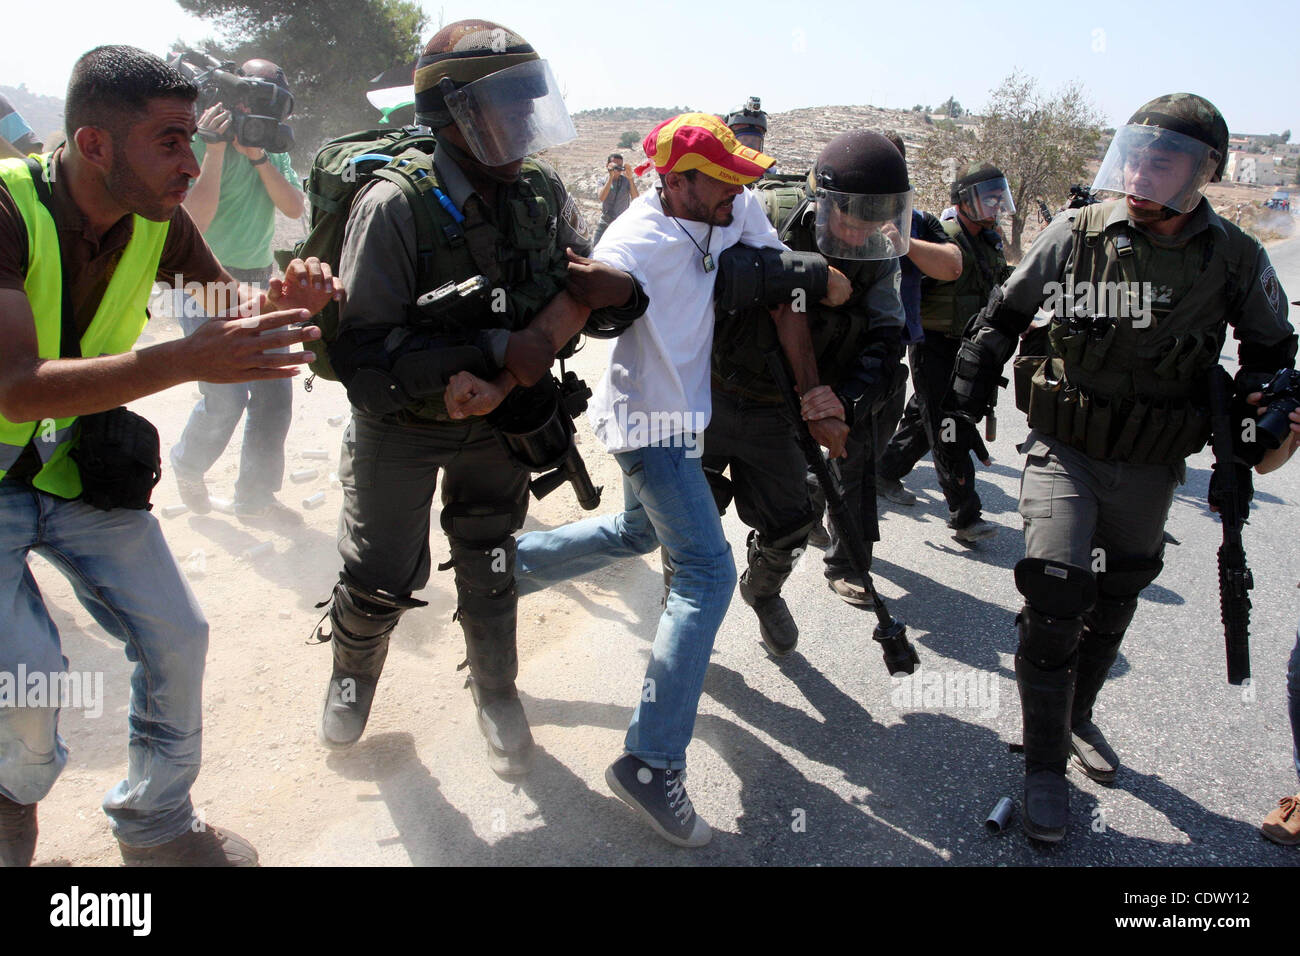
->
xmin=711 ymin=199 xmax=876 ymax=404
xmin=919 ymin=218 xmax=1008 ymax=337
xmin=0 ymin=155 xmax=168 ymax=497
xmin=382 ymin=152 xmax=573 ymax=420
xmin=1020 ymin=199 xmax=1256 ymax=465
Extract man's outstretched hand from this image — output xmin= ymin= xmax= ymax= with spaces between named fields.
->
xmin=264 ymin=257 xmax=344 ymax=318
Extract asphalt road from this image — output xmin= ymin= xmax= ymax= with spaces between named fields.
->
xmin=501 ymin=235 xmax=1300 ymax=868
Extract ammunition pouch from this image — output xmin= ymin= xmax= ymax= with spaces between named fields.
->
xmin=715 ymin=244 xmax=829 ymax=313
xmin=72 ymin=407 xmax=162 ymax=511
xmin=1025 ymin=358 xmax=1211 ymax=466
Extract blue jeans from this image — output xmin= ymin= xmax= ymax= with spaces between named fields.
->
xmin=516 ymin=441 xmax=736 ymax=769
xmin=0 ymin=483 xmax=208 ymax=846
xmin=170 ymin=310 xmax=292 ymax=508
xmin=1289 ymin=625 xmax=1300 ymax=783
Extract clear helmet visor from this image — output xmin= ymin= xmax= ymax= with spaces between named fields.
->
xmin=731 ymin=126 xmax=764 ymax=151
xmin=961 ymin=177 xmax=1015 ymax=221
xmin=1091 ymin=124 xmax=1220 ymax=214
xmin=442 ymin=59 xmax=577 ymax=166
xmin=813 ymin=187 xmax=913 ymax=260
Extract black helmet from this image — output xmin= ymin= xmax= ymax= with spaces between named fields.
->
xmin=811 ymin=130 xmax=913 ymax=260
xmin=815 ymin=129 xmax=910 ymax=194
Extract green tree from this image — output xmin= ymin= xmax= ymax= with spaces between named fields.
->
xmin=618 ymin=130 xmax=640 ymax=148
xmin=976 ymin=71 xmax=1104 ymax=257
xmin=175 ymin=0 xmax=428 ymax=166
xmin=939 ymin=96 xmax=963 ymax=118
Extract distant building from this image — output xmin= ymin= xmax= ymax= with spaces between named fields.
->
xmin=1226 ymin=150 xmax=1285 ymax=186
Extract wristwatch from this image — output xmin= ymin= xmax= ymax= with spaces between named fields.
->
xmin=249 ymin=152 xmax=269 ymax=166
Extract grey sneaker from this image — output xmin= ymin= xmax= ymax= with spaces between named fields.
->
xmin=952 ymin=518 xmax=998 ymax=543
xmin=878 ymin=479 xmax=917 ymax=506
xmin=605 ymin=754 xmax=712 ymax=847
xmin=174 ymin=473 xmax=211 ymax=515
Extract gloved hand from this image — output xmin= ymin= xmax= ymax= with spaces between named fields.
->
xmin=1207 ymin=460 xmax=1254 ymax=517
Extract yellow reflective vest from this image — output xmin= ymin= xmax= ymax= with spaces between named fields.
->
xmin=0 ymin=154 xmax=168 ymax=497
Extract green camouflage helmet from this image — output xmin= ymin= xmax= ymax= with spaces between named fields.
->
xmin=1127 ymin=93 xmax=1229 ymax=181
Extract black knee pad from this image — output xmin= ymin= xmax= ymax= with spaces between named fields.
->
xmin=1014 ymin=558 xmax=1097 ymax=619
xmin=331 ymin=572 xmax=427 ymax=638
xmin=1017 ymin=605 xmax=1084 ymax=670
xmin=439 ymin=500 xmax=525 ymax=549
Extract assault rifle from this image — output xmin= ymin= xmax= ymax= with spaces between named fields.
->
xmin=764 ymin=349 xmax=920 ymax=676
xmin=1207 ymin=365 xmax=1253 ymax=685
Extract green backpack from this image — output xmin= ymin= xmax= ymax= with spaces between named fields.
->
xmin=277 ymin=126 xmax=449 ymax=385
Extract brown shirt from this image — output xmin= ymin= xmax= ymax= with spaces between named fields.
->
xmin=0 ymin=148 xmax=224 ymax=338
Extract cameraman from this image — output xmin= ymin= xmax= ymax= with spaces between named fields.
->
xmin=593 ymin=152 xmax=638 ymax=245
xmin=172 ymin=59 xmax=306 ymax=523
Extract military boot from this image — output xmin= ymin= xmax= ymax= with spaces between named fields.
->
xmin=318 ymin=577 xmax=418 ymax=749
xmin=1015 ymin=607 xmax=1081 ymax=843
xmin=738 ymin=530 xmax=802 ymax=657
xmin=320 ymin=628 xmax=392 ymax=749
xmin=460 ymin=598 xmax=534 ymax=778
xmin=1069 ymin=628 xmax=1124 ymax=784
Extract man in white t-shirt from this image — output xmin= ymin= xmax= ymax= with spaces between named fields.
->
xmin=449 ymin=113 xmax=849 ymax=847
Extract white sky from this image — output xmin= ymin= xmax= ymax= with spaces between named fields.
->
xmin=4 ymin=0 xmax=1297 ymax=137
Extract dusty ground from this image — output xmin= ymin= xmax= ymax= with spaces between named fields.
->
xmin=27 ymin=292 xmax=636 ymax=866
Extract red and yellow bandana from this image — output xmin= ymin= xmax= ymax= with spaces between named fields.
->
xmin=635 ymin=112 xmax=775 ymax=185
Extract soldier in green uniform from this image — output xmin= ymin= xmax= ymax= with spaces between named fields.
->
xmin=707 ymin=130 xmax=911 ymax=652
xmin=945 ymin=93 xmax=1296 ymax=841
xmin=317 ymin=20 xmax=643 ymax=776
xmin=877 ymin=163 xmax=1012 ymax=541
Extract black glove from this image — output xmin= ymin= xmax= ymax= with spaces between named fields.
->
xmin=945 ymin=322 xmax=1016 ymax=423
xmin=1207 ymin=460 xmax=1254 ymax=517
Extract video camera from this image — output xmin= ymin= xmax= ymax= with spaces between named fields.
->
xmin=169 ymin=50 xmax=294 ymax=154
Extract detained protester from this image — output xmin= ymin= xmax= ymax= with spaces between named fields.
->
xmin=448 ymin=112 xmax=850 ymax=847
